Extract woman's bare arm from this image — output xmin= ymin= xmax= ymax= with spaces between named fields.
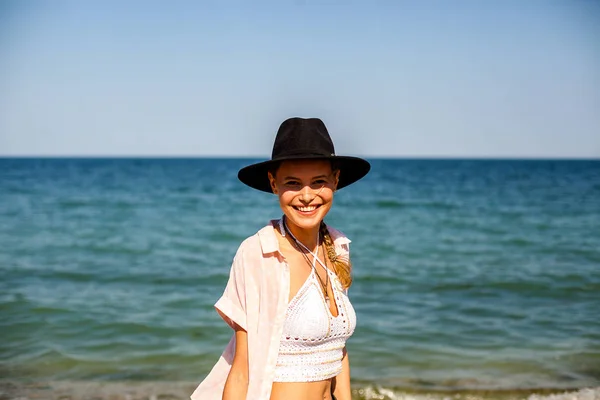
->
xmin=222 ymin=325 xmax=249 ymax=400
xmin=332 ymin=347 xmax=351 ymax=400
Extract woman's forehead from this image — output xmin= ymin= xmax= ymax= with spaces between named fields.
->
xmin=276 ymin=159 xmax=333 ymax=177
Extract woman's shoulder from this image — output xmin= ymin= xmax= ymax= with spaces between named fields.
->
xmin=228 ymin=222 xmax=281 ymax=281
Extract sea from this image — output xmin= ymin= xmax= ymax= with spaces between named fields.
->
xmin=1 ymin=158 xmax=599 ymax=400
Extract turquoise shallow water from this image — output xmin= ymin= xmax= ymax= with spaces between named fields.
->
xmin=1 ymin=158 xmax=599 ymax=393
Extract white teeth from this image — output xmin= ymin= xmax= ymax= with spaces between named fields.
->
xmin=297 ymin=206 xmax=317 ymax=212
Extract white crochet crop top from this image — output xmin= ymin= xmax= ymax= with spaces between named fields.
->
xmin=273 ymin=266 xmax=357 ymax=382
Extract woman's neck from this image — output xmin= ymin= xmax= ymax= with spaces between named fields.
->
xmin=283 ymin=218 xmax=320 ymax=251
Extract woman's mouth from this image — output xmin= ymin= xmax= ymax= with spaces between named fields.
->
xmin=293 ymin=205 xmax=321 ymax=214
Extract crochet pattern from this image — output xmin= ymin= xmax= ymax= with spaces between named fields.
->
xmin=273 ymin=268 xmax=357 ymax=382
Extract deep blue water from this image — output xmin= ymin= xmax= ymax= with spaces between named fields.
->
xmin=1 ymin=158 xmax=599 ymax=393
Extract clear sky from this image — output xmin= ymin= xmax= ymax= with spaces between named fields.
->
xmin=1 ymin=0 xmax=598 ymax=158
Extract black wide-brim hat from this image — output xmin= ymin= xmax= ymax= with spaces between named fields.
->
xmin=238 ymin=117 xmax=371 ymax=193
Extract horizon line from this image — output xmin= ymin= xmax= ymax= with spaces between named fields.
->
xmin=1 ymin=155 xmax=599 ymax=161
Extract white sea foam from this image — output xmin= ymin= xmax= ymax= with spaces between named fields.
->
xmin=355 ymin=386 xmax=600 ymax=400
xmin=527 ymin=388 xmax=600 ymax=400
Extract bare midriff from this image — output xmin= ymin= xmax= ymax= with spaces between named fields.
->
xmin=270 ymin=379 xmax=334 ymax=400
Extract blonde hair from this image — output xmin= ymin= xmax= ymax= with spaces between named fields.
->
xmin=319 ymin=221 xmax=352 ymax=289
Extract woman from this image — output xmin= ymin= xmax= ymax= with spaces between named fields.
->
xmin=191 ymin=117 xmax=370 ymax=400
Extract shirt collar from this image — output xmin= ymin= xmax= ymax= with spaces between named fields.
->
xmin=257 ymin=219 xmax=351 ymax=256
xmin=257 ymin=221 xmax=281 ymax=255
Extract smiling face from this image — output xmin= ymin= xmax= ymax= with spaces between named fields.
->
xmin=268 ymin=159 xmax=339 ymax=234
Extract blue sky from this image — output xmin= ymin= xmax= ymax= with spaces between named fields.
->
xmin=1 ymin=1 xmax=598 ymax=158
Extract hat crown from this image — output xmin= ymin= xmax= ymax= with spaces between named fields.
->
xmin=271 ymin=118 xmax=335 ymax=159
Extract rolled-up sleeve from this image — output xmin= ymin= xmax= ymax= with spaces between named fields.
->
xmin=215 ymin=246 xmax=248 ymax=331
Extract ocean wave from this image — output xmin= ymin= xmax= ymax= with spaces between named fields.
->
xmin=353 ymin=386 xmax=600 ymax=400
xmin=0 ymin=381 xmax=596 ymax=400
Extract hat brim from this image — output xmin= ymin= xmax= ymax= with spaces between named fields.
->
xmin=238 ymin=155 xmax=371 ymax=193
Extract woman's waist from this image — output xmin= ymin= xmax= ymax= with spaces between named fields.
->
xmin=270 ymin=379 xmax=334 ymax=400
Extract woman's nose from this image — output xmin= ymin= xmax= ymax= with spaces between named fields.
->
xmin=300 ymin=185 xmax=314 ymax=202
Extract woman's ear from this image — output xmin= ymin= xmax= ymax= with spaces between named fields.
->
xmin=268 ymin=172 xmax=278 ymax=194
